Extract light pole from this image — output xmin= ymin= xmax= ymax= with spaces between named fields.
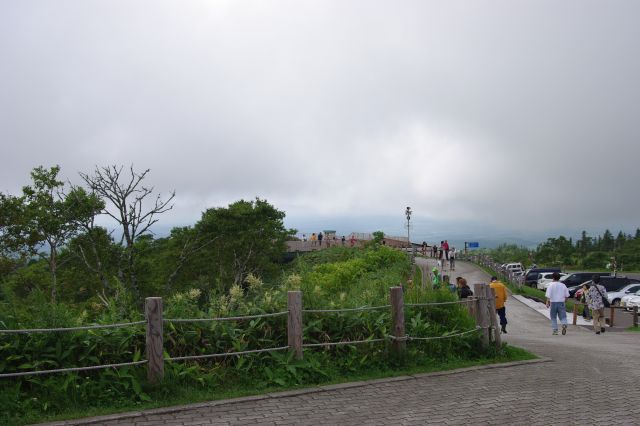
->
xmin=405 ymin=206 xmax=412 ymax=248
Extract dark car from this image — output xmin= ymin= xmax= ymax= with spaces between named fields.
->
xmin=524 ymin=268 xmax=562 ymax=287
xmin=561 ymin=272 xmax=610 ymax=288
xmin=568 ymin=276 xmax=640 ymax=298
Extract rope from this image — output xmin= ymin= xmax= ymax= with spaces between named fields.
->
xmin=406 ymin=300 xmax=470 ymax=307
xmin=0 ymin=321 xmax=146 ymax=334
xmin=164 ymin=311 xmax=288 ymax=323
xmin=0 ymin=360 xmax=148 ymax=378
xmin=302 ymin=338 xmax=386 ymax=348
xmin=166 ymin=346 xmax=290 ymax=361
xmin=302 ymin=305 xmax=391 ymax=313
xmin=388 ymin=326 xmax=481 ymax=342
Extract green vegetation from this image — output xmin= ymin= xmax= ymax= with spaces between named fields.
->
xmin=0 ymin=165 xmax=533 ymax=425
xmin=627 ymin=326 xmax=640 ymax=332
xmin=0 ymin=243 xmax=530 ymax=425
xmin=481 ymin=227 xmax=640 ymax=272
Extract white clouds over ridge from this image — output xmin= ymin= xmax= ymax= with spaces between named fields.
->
xmin=2 ymin=1 xmax=639 ymax=240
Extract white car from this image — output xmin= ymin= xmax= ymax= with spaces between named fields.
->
xmin=536 ymin=272 xmax=568 ymax=290
xmin=626 ymin=294 xmax=640 ymax=310
xmin=621 ymin=289 xmax=640 ymax=310
xmin=607 ymin=283 xmax=640 ymax=306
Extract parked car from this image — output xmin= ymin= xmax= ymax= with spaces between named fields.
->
xmin=524 ymin=268 xmax=562 ymax=287
xmin=504 ymin=262 xmax=524 ymax=274
xmin=560 ymin=272 xmax=610 ymax=288
xmin=621 ymin=289 xmax=640 ymax=309
xmin=607 ymin=284 xmax=640 ymax=306
xmin=624 ymin=293 xmax=640 ymax=310
xmin=537 ymin=272 xmax=569 ymax=290
xmin=568 ymin=277 xmax=640 ymax=298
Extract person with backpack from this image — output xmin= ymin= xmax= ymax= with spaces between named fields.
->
xmin=588 ymin=275 xmax=609 ymax=335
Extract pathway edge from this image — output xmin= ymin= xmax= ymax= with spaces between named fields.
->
xmin=36 ymin=357 xmax=552 ymax=426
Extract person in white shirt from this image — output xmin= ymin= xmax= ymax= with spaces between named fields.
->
xmin=545 ymin=272 xmax=570 ymax=335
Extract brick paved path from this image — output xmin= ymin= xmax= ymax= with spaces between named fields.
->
xmin=44 ymin=260 xmax=640 ymax=425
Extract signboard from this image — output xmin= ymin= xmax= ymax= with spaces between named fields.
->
xmin=468 ymin=242 xmax=480 ymax=248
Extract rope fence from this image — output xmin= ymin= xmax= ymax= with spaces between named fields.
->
xmin=405 ymin=300 xmax=470 ymax=307
xmin=165 ymin=346 xmax=290 ymax=362
xmin=164 ymin=311 xmax=288 ymax=323
xmin=1 ymin=286 xmax=501 ymax=382
xmin=302 ymin=337 xmax=387 ymax=348
xmin=0 ymin=360 xmax=148 ymax=378
xmin=302 ymin=305 xmax=391 ymax=314
xmin=0 ymin=321 xmax=146 ymax=334
xmin=388 ymin=326 xmax=481 ymax=342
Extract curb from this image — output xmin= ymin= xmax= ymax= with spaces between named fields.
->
xmin=36 ymin=357 xmax=551 ymax=425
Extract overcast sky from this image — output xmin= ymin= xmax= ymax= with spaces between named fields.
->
xmin=2 ymin=1 xmax=639 ymax=246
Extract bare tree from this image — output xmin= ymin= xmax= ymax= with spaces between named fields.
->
xmin=79 ymin=165 xmax=175 ymax=295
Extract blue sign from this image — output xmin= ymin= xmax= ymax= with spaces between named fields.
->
xmin=468 ymin=242 xmax=479 ymax=248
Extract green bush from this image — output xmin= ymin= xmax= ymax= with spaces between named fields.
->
xmin=0 ymin=244 xmax=492 ymax=425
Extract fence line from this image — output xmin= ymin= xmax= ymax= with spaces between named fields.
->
xmin=165 ymin=346 xmax=290 ymax=362
xmin=0 ymin=360 xmax=148 ymax=378
xmin=302 ymin=305 xmax=391 ymax=313
xmin=390 ymin=326 xmax=481 ymax=342
xmin=164 ymin=311 xmax=288 ymax=323
xmin=302 ymin=337 xmax=387 ymax=348
xmin=1 ymin=287 xmax=500 ymax=381
xmin=405 ymin=300 xmax=470 ymax=307
xmin=0 ymin=320 xmax=146 ymax=334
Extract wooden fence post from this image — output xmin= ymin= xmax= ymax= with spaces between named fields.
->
xmin=145 ymin=297 xmax=164 ymax=384
xmin=287 ymin=291 xmax=303 ymax=360
xmin=610 ymin=306 xmax=615 ymax=327
xmin=473 ymin=284 xmax=490 ymax=348
xmin=390 ymin=286 xmax=406 ymax=356
xmin=487 ymin=287 xmax=502 ymax=349
xmin=572 ymin=303 xmax=578 ymax=325
xmin=634 ymin=306 xmax=638 ymax=328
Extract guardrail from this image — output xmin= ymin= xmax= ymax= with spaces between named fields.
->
xmin=1 ymin=285 xmax=501 ymax=384
xmin=571 ymin=302 xmax=639 ymax=327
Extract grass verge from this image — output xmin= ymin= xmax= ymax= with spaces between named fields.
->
xmin=626 ymin=326 xmax=640 ymax=332
xmin=17 ymin=345 xmax=535 ymax=426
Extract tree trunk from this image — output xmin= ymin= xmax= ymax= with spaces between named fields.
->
xmin=50 ymin=245 xmax=58 ymax=303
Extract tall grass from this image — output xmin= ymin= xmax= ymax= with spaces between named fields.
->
xmin=0 ymin=244 xmax=517 ymax=425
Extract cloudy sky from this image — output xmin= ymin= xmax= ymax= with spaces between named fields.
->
xmin=2 ymin=1 xmax=639 ymax=246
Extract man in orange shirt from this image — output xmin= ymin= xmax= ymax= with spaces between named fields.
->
xmin=490 ymin=276 xmax=508 ymax=334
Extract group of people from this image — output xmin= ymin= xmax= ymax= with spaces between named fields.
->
xmin=429 ymin=268 xmax=475 ymax=298
xmin=429 ymin=270 xmax=508 ymax=334
xmin=302 ymin=233 xmax=356 ymax=247
xmin=545 ymin=273 xmax=609 ymax=335
xmin=421 ymin=240 xmax=456 ymax=271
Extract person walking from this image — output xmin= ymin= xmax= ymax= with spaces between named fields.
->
xmin=579 ymin=282 xmax=591 ymax=320
xmin=588 ymin=275 xmax=608 ymax=335
xmin=545 ymin=272 xmax=570 ymax=335
xmin=490 ymin=276 xmax=508 ymax=334
xmin=443 ymin=240 xmax=450 ymax=260
xmin=457 ymin=277 xmax=473 ymax=299
xmin=310 ymin=233 xmax=317 ymax=246
xmin=432 ymin=244 xmax=438 ymax=258
xmin=317 ymin=232 xmax=323 ymax=246
xmin=449 ymin=247 xmax=456 ymax=271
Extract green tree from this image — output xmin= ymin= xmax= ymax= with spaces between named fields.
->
xmin=0 ymin=166 xmax=103 ymax=301
xmin=193 ymin=198 xmax=295 ymax=292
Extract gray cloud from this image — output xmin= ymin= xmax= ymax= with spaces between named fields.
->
xmin=2 ymin=0 xmax=639 ymax=242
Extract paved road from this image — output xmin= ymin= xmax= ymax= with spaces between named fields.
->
xmin=44 ymin=260 xmax=640 ymax=425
